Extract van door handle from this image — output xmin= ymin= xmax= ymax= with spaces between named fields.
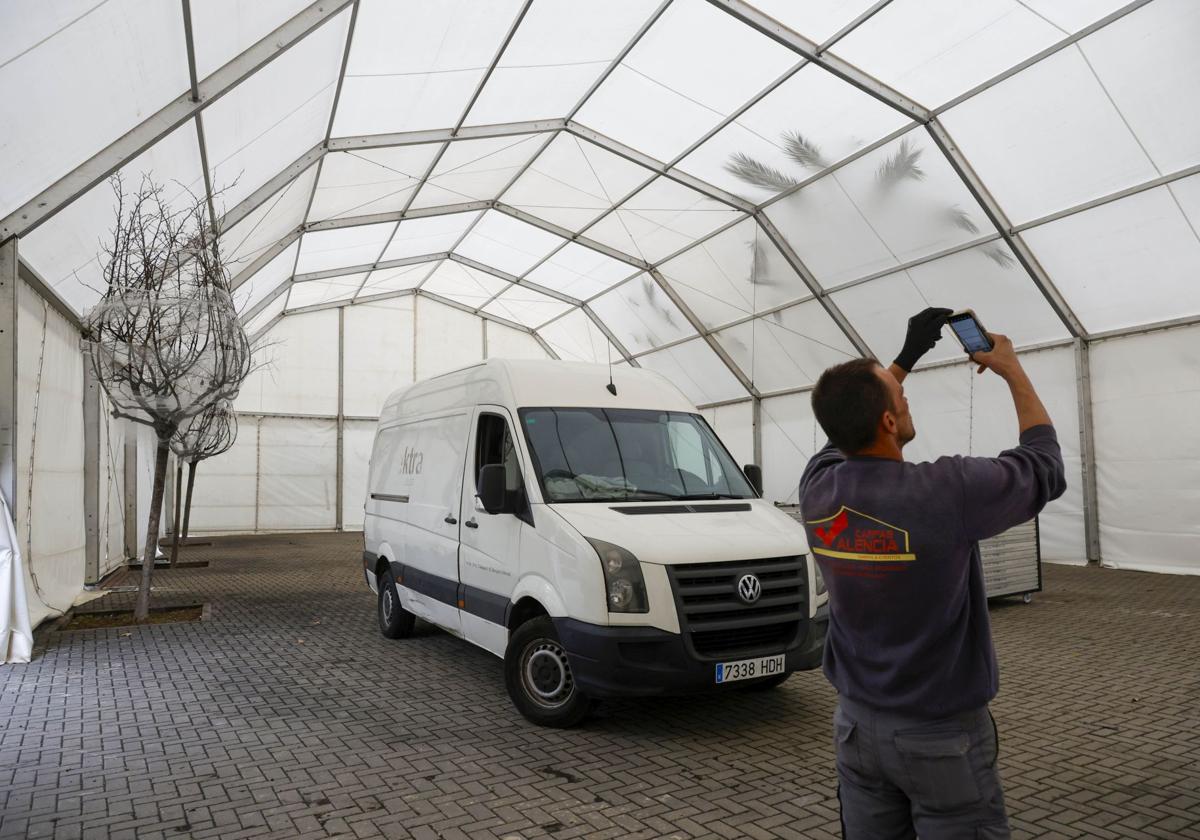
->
xmin=444 ymin=515 xmax=457 ymax=525
xmin=465 ymin=519 xmax=479 ymax=529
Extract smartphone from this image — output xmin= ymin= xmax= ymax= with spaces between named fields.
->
xmin=947 ymin=309 xmax=994 ymax=354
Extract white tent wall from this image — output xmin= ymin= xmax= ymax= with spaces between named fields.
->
xmin=186 ymin=420 xmax=259 ymax=533
xmin=701 ymin=401 xmax=755 ymax=469
xmin=1091 ymin=325 xmax=1200 ymax=575
xmin=15 ymin=280 xmax=86 ymax=627
xmin=189 ymin=295 xmax=552 ymax=534
xmin=258 ymin=417 xmax=337 ymax=531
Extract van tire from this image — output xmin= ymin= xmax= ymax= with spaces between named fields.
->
xmin=741 ymin=673 xmax=791 ymax=692
xmin=505 ymin=617 xmax=593 ymax=728
xmin=377 ymin=568 xmax=415 ymax=639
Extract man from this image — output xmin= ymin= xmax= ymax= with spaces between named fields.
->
xmin=799 ymin=308 xmax=1067 ymax=840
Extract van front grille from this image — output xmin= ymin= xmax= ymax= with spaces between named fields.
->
xmin=667 ymin=556 xmax=807 ymax=659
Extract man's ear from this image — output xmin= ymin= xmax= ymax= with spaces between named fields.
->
xmin=881 ymin=409 xmax=898 ymax=435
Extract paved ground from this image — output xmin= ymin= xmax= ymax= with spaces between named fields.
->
xmin=2 ymin=533 xmax=1198 ymax=840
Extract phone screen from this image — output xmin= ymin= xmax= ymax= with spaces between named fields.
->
xmin=949 ymin=314 xmax=992 ymax=354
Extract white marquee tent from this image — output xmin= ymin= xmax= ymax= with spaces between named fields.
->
xmin=2 ymin=0 xmax=1198 ymax=629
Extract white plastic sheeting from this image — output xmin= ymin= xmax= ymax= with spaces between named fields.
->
xmin=1091 ymin=325 xmax=1200 ymax=574
xmin=15 ymin=281 xmax=86 ymax=627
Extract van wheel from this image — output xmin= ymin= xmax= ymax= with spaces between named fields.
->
xmin=377 ymin=568 xmax=415 ymax=639
xmin=504 ymin=617 xmax=593 ymax=728
xmin=741 ymin=673 xmax=791 ymax=692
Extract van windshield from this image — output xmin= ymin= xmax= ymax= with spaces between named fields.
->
xmin=519 ymin=408 xmax=756 ymax=503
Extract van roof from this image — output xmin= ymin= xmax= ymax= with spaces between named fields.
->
xmin=379 ymin=359 xmax=697 ymax=422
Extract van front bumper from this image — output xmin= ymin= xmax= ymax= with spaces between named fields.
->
xmin=553 ymin=606 xmax=827 ymax=698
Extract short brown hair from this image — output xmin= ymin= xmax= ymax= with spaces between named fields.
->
xmin=811 ymin=359 xmax=891 ymax=453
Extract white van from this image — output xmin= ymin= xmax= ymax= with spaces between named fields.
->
xmin=362 ymin=359 xmax=827 ymax=727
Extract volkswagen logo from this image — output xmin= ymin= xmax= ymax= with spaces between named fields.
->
xmin=737 ymin=574 xmax=762 ymax=604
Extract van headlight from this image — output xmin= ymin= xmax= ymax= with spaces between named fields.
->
xmin=587 ymin=539 xmax=649 ymax=614
xmin=812 ymin=558 xmax=827 ymax=596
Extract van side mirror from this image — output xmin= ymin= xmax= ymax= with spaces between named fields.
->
xmin=743 ymin=464 xmax=763 ymax=496
xmin=478 ymin=464 xmax=508 ymax=514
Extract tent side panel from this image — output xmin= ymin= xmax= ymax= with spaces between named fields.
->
xmin=15 ymin=280 xmax=86 ymax=627
xmin=1091 ymin=324 xmax=1200 ymax=574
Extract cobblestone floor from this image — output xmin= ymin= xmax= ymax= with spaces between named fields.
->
xmin=2 ymin=533 xmax=1198 ymax=839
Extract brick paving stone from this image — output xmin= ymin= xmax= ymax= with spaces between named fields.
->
xmin=1 ymin=533 xmax=1198 ymax=838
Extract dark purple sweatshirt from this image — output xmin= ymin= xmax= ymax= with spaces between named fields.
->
xmin=799 ymin=424 xmax=1066 ymax=717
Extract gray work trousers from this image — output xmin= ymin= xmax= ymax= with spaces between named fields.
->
xmin=834 ymin=697 xmax=1010 ymax=840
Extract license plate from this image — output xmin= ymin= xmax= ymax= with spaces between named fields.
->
xmin=715 ymin=654 xmax=786 ymax=684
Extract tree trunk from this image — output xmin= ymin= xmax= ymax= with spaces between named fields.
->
xmin=135 ymin=435 xmax=171 ymax=622
xmin=181 ymin=460 xmax=197 ymax=541
xmin=169 ymin=460 xmax=183 ymax=565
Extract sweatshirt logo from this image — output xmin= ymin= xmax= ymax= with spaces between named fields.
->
xmin=814 ymin=510 xmax=849 ymax=546
xmin=806 ymin=507 xmax=915 ymax=563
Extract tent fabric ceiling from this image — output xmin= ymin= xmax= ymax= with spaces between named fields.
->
xmin=3 ymin=0 xmax=1199 ymax=402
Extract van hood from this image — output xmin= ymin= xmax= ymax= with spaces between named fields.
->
xmin=548 ymin=499 xmax=808 ymax=565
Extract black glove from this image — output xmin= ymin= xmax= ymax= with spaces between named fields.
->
xmin=894 ymin=307 xmax=953 ymax=372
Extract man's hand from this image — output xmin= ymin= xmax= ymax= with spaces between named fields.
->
xmin=894 ymin=307 xmax=953 ymax=372
xmin=970 ymin=333 xmax=1021 ymax=380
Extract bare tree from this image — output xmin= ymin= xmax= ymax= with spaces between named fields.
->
xmin=168 ymin=400 xmax=237 ymax=565
xmin=83 ymin=176 xmax=252 ymax=620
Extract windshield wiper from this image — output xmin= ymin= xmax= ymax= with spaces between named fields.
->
xmin=672 ymin=493 xmax=748 ymax=501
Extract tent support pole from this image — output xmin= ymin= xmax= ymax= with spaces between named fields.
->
xmin=752 ymin=397 xmax=763 ymax=468
xmin=83 ymin=350 xmax=102 ymax=583
xmin=336 ymin=306 xmax=345 ymax=532
xmin=0 ymin=240 xmax=16 ymax=514
xmin=1074 ymin=338 xmax=1102 ymax=564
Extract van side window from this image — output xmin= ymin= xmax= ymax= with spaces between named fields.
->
xmin=476 ymin=413 xmax=524 ymax=497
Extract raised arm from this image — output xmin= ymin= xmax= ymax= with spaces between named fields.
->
xmin=969 ymin=333 xmax=1053 ymax=434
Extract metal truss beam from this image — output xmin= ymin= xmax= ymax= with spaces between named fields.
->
xmin=17 ymin=259 xmax=81 ymax=330
xmin=328 ymin=120 xmax=566 ymax=153
xmin=446 ymin=254 xmax=581 ymax=307
xmin=295 ymin=251 xmax=446 ymax=284
xmin=926 ymin=119 xmax=1086 ymax=339
xmin=241 ymin=278 xmax=291 ymax=324
xmin=249 ymin=313 xmax=286 ymax=345
xmin=220 ymin=144 xmax=325 ymax=234
xmin=0 ymin=241 xmax=16 ymax=509
xmin=756 ymin=213 xmax=872 ymax=357
xmin=646 ymin=268 xmax=759 ymax=398
xmin=580 ymin=304 xmax=640 ymax=367
xmin=305 ymin=201 xmax=489 ymax=234
xmin=528 ymin=330 xmax=561 ymax=360
xmin=229 ymin=232 xmax=302 ymax=291
xmin=0 ymin=0 xmax=355 ymax=243
xmin=932 ymin=0 xmax=1155 ymax=116
xmin=703 ymin=0 xmax=929 ymax=121
xmin=564 ymin=123 xmax=757 ymax=213
xmin=415 ymin=289 xmax=530 ymax=333
xmin=366 ymin=2 xmax=537 ymax=304
xmin=491 ymin=202 xmax=652 ymax=269
xmin=1013 ymin=162 xmax=1200 ymax=234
